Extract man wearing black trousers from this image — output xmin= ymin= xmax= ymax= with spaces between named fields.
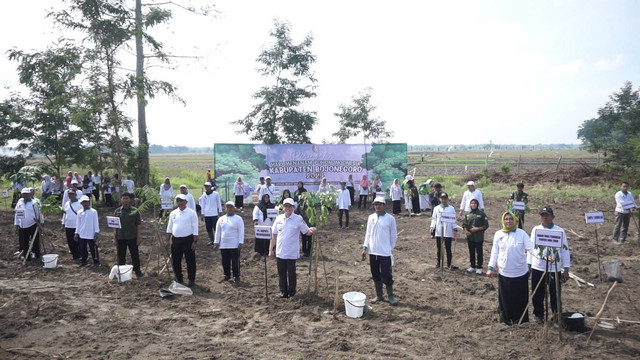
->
xmin=61 ymin=190 xmax=82 ymax=260
xmin=165 ymin=194 xmax=199 ymax=287
xmin=114 ymin=192 xmax=143 ymax=277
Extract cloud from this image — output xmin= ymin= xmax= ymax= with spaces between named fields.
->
xmin=595 ymin=53 xmax=624 ymax=70
xmin=549 ymin=59 xmax=584 ymax=77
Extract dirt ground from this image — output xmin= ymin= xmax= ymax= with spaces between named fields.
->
xmin=1 ymin=194 xmax=639 ymax=359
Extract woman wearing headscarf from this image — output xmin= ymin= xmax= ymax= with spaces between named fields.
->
xmin=253 ymin=193 xmax=275 ymax=256
xmin=487 ymin=212 xmax=535 ymax=325
xmin=234 ymin=177 xmax=244 ymax=209
xmin=390 ymin=179 xmax=402 ymax=215
xmin=40 ymin=175 xmax=53 ymax=199
xmin=159 ymin=177 xmax=174 ymax=218
xmin=358 ymin=175 xmax=369 ymax=209
xmin=408 ymin=179 xmax=420 ymax=216
xmin=293 ymin=181 xmax=307 ymax=203
xmin=370 ymin=175 xmax=382 ymax=203
xmin=463 ymin=199 xmax=489 ymax=274
xmin=317 ymin=177 xmax=328 ymax=193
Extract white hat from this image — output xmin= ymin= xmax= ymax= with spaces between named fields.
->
xmin=179 ymin=184 xmax=187 ymax=188
xmin=204 ymin=182 xmax=212 ymax=186
xmin=225 ymin=201 xmax=235 ymax=207
xmin=466 ymin=181 xmax=475 ymax=186
xmin=265 ymin=176 xmax=271 ymax=180
xmin=67 ymin=189 xmax=77 ymax=194
xmin=373 ymin=196 xmax=386 ymax=204
xmin=282 ymin=198 xmax=295 ymax=206
xmin=21 ymin=188 xmax=31 ymax=194
xmin=175 ymin=194 xmax=187 ymax=201
xmin=80 ymin=195 xmax=91 ymax=202
xmin=70 ymin=179 xmax=79 ymax=185
xmin=426 ymin=179 xmax=433 ymax=184
xmin=405 ymin=175 xmax=413 ymax=181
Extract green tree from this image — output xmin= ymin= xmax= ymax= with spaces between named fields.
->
xmin=233 ymin=20 xmax=317 ymax=144
xmin=578 ymin=81 xmax=640 ymax=166
xmin=333 ymin=88 xmax=393 ymax=144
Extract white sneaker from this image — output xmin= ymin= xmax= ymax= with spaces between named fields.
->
xmin=476 ymin=268 xmax=484 ymax=275
xmin=466 ymin=267 xmax=475 ymax=273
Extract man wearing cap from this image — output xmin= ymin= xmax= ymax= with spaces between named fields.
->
xmin=61 ymin=190 xmax=83 ymax=260
xmin=528 ymin=206 xmax=571 ymax=324
xmin=259 ymin=176 xmax=275 ymax=200
xmin=179 ymin=185 xmax=196 ymax=211
xmin=613 ymin=181 xmax=636 ymax=244
xmin=165 ymin=194 xmax=199 ymax=287
xmin=269 ymin=198 xmax=317 ymax=298
xmin=509 ymin=183 xmax=529 ymax=229
xmin=214 ymin=202 xmax=244 ymax=283
xmin=62 ymin=179 xmax=82 ymax=208
xmin=362 ymin=196 xmax=399 ymax=305
xmin=199 ymin=182 xmax=223 ymax=246
xmin=430 ymin=192 xmax=458 ymax=269
xmin=336 ymin=181 xmax=352 ymax=229
xmin=459 ymin=181 xmax=485 ymax=217
xmin=14 ymin=188 xmax=44 ymax=260
xmin=75 ymin=195 xmax=100 ymax=267
xmin=113 ymin=192 xmax=143 ymax=277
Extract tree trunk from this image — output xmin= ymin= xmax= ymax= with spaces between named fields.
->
xmin=135 ymin=0 xmax=149 ymax=186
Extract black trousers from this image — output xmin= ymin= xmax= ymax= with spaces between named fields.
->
xmin=92 ymin=188 xmax=100 ymax=201
xmin=19 ymin=224 xmax=40 ymax=259
xmin=204 ymin=216 xmax=218 ymax=242
xmin=235 ymin=195 xmax=243 ymax=208
xmin=411 ymin=197 xmax=421 ymax=214
xmin=347 ymin=186 xmax=355 ymax=205
xmin=498 ymin=273 xmax=529 ymax=324
xmin=65 ymin=227 xmax=81 ymax=259
xmin=255 ymin=238 xmax=269 ymax=256
xmin=220 ymin=248 xmax=240 ymax=278
xmin=104 ymin=193 xmax=114 ymax=207
xmin=369 ymin=254 xmax=393 ymax=286
xmin=171 ymin=235 xmax=196 ymax=283
xmin=358 ymin=195 xmax=367 ymax=208
xmin=301 ymin=234 xmax=312 ymax=257
xmin=436 ymin=237 xmax=452 ymax=267
xmin=531 ymin=269 xmax=562 ymax=318
xmin=392 ymin=200 xmax=401 ymax=214
xmin=79 ymin=238 xmax=99 ymax=265
xmin=117 ymin=238 xmax=141 ymax=272
xmin=338 ymin=209 xmax=349 ymax=227
xmin=276 ymin=258 xmax=297 ymax=296
xmin=467 ymin=240 xmax=483 ymax=268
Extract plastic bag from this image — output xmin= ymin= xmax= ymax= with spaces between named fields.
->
xmin=167 ymin=281 xmax=193 ymax=295
xmin=602 ymin=259 xmax=623 ymax=282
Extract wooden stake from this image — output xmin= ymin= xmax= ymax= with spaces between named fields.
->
xmin=587 ymin=281 xmax=618 ymax=345
xmin=333 ymin=270 xmax=340 ymax=319
xmin=594 ymin=225 xmax=602 ymax=280
xmin=23 ymin=227 xmax=40 ymax=266
xmin=264 ymin=254 xmax=269 ymax=303
xmin=314 ymin=239 xmax=320 ymax=294
xmin=554 ymin=257 xmax=563 ymax=341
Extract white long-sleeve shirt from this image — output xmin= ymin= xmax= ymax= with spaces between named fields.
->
xmin=259 ymin=183 xmax=276 ymax=199
xmin=159 ymin=185 xmax=174 ymax=204
xmin=391 ymin=184 xmax=402 ymax=201
xmin=488 ymin=229 xmax=535 ymax=278
xmin=253 ymin=205 xmax=274 ymax=226
xmin=234 ymin=182 xmax=244 ymax=196
xmin=430 ymin=204 xmax=457 ymax=237
xmin=199 ymin=191 xmax=222 ymax=217
xmin=75 ymin=207 xmax=99 ymax=239
xmin=528 ymin=224 xmax=571 ymax=272
xmin=62 ymin=200 xmax=83 ymax=228
xmin=614 ymin=190 xmax=636 ymax=214
xmin=184 ymin=193 xmax=196 ymax=211
xmin=214 ymin=214 xmax=244 ymax=248
xmin=166 ymin=207 xmax=199 ymax=237
xmin=363 ymin=212 xmax=397 ymax=257
xmin=459 ymin=189 xmax=485 ymax=212
xmin=336 ymin=189 xmax=351 ymax=210
xmin=62 ymin=189 xmax=83 ymax=208
xmin=14 ymin=198 xmax=43 ymax=228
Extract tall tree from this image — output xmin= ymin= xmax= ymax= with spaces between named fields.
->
xmin=233 ymin=20 xmax=317 ymax=144
xmin=577 ymin=81 xmax=640 ymax=167
xmin=333 ymin=88 xmax=393 ymax=144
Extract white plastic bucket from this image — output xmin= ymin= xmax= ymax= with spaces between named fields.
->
xmin=42 ymin=254 xmax=58 ymax=269
xmin=109 ymin=265 xmax=133 ymax=282
xmin=343 ymin=292 xmax=366 ymax=318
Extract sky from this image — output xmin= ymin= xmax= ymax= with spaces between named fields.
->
xmin=1 ymin=0 xmax=639 ymax=147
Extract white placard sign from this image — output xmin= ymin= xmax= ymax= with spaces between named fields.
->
xmin=106 ymin=216 xmax=122 ymax=229
xmin=255 ymin=225 xmax=272 ymax=240
xmin=622 ymin=201 xmax=636 ymax=210
xmin=376 ymin=192 xmax=386 ymax=199
xmin=267 ymin=208 xmax=279 ymax=218
xmin=585 ymin=212 xmax=605 ymax=224
xmin=272 ymin=190 xmax=282 ymax=198
xmin=15 ymin=209 xmax=25 ymax=219
xmin=161 ymin=198 xmax=173 ymax=210
xmin=2 ymin=190 xmax=9 ymax=198
xmin=440 ymin=212 xmax=457 ymax=224
xmin=534 ymin=229 xmax=563 ymax=248
xmin=512 ymin=201 xmax=526 ymax=211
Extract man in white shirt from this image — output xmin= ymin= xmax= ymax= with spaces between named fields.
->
xmin=62 ymin=179 xmax=83 ymax=208
xmin=361 ymin=196 xmax=398 ymax=305
xmin=431 ymin=192 xmax=458 ymax=269
xmin=214 ymin=202 xmax=245 ymax=283
xmin=90 ymin=171 xmax=101 ymax=202
xmin=259 ymin=176 xmax=276 ymax=200
xmin=613 ymin=181 xmax=636 ymax=244
xmin=336 ymin=181 xmax=352 ymax=229
xmin=122 ymin=174 xmax=135 ymax=194
xmin=165 ymin=194 xmax=199 ymax=287
xmin=459 ymin=181 xmax=485 ymax=216
xmin=61 ymin=190 xmax=83 ymax=260
xmin=199 ymin=182 xmax=223 ymax=245
xmin=179 ymin=184 xmax=196 ymax=212
xmin=75 ymin=195 xmax=100 ymax=267
xmin=269 ymin=198 xmax=317 ymax=298
xmin=14 ymin=188 xmax=44 ymax=260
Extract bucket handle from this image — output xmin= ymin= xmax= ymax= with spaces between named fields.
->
xmin=117 ymin=267 xmax=133 ymax=275
xmin=345 ymin=299 xmax=366 ymax=308
xmin=42 ymin=256 xmax=58 ymax=263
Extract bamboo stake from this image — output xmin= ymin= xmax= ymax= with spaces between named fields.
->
xmin=587 ymin=281 xmax=618 ymax=345
xmin=23 ymin=227 xmax=40 ymax=266
xmin=554 ymin=257 xmax=563 ymax=341
xmin=264 ymin=254 xmax=269 ymax=303
xmin=594 ymin=225 xmax=602 ymax=280
xmin=518 ymin=267 xmax=547 ymax=325
xmin=333 ymin=270 xmax=340 ymax=319
xmin=597 ymin=317 xmax=640 ymax=324
xmin=319 ymin=240 xmax=330 ymax=300
xmin=314 ymin=239 xmax=320 ymax=294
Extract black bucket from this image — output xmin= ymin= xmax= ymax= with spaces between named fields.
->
xmin=562 ymin=312 xmax=587 ymax=332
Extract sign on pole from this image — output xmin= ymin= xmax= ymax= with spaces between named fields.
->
xmin=512 ymin=201 xmax=526 ymax=211
xmin=267 ymin=208 xmax=279 ymax=219
xmin=106 ymin=216 xmax=122 ymax=229
xmin=534 ymin=229 xmax=563 ymax=248
xmin=440 ymin=212 xmax=457 ymax=224
xmin=1 ymin=190 xmax=9 ymax=198
xmin=585 ymin=212 xmax=605 ymax=224
xmin=255 ymin=225 xmax=272 ymax=240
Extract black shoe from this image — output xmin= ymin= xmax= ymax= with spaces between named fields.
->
xmin=288 ymin=292 xmax=295 ymax=298
xmin=187 ymin=280 xmax=195 ymax=288
xmin=93 ymin=262 xmax=101 ymax=267
xmin=234 ymin=277 xmax=241 ymax=284
xmin=279 ymin=292 xmax=288 ymax=298
xmin=78 ymin=263 xmax=90 ymax=268
xmin=135 ymin=271 xmax=144 ymax=278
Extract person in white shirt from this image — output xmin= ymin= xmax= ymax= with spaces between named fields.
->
xmin=346 ymin=174 xmax=355 ymax=205
xmin=259 ymin=176 xmax=275 ymax=201
xmin=269 ymin=198 xmax=317 ymax=298
xmin=62 ymin=180 xmax=83 ymax=208
xmin=317 ymin=177 xmax=328 ymax=193
xmin=613 ymin=181 xmax=636 ymax=244
xmin=121 ymin=174 xmax=135 ymax=196
xmin=90 ymin=171 xmax=101 ymax=202
xmin=253 ymin=193 xmax=276 ymax=256
xmin=234 ymin=177 xmax=245 ymax=209
xmin=487 ymin=212 xmax=535 ymax=325
xmin=255 ymin=177 xmax=265 ymax=197
xmin=14 ymin=188 xmax=44 ymax=260
xmin=159 ymin=177 xmax=174 ymax=218
xmin=214 ymin=202 xmax=245 ymax=283
xmin=40 ymin=175 xmax=53 ymax=199
xmin=179 ymin=185 xmax=196 ymax=212
xmin=82 ymin=174 xmax=94 ymax=196
xmin=390 ymin=178 xmax=403 ymax=215
xmin=336 ymin=181 xmax=351 ymax=229
xmin=361 ymin=196 xmax=399 ymax=305
xmin=459 ymin=181 xmax=485 ymax=216
xmin=199 ymin=182 xmax=222 ymax=245
xmin=430 ymin=192 xmax=458 ymax=268
xmin=75 ymin=195 xmax=100 ymax=267
xmin=61 ymin=190 xmax=83 ymax=260
xmin=165 ymin=194 xmax=199 ymax=287
xmin=528 ymin=207 xmax=571 ymax=324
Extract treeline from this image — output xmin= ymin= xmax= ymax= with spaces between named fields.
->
xmin=408 ymin=144 xmax=581 ymax=151
xmin=149 ymin=145 xmax=213 ymax=154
